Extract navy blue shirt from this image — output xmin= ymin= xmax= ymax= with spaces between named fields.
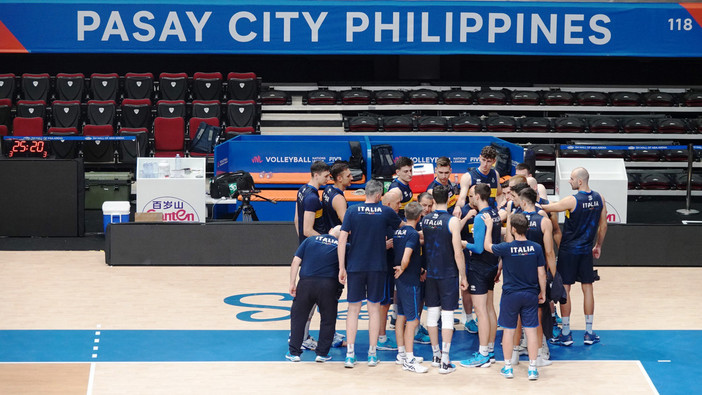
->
xmin=426 ymin=179 xmax=458 ymax=213
xmin=393 ymin=225 xmax=422 ymax=286
xmin=492 ymin=240 xmax=545 ymax=295
xmin=422 ymin=210 xmax=458 ymax=279
xmin=523 ymin=210 xmax=545 ymax=249
xmin=561 ymin=191 xmax=604 ymax=254
xmin=295 ymin=234 xmax=341 ymax=279
xmin=466 ymin=206 xmax=501 ymax=268
xmin=296 ymin=184 xmax=326 ymax=245
xmin=468 ymin=167 xmax=499 ymax=207
xmin=322 ymin=185 xmax=346 ymax=232
xmin=388 ymin=178 xmax=413 ymax=217
xmin=341 ymin=202 xmax=402 ymax=272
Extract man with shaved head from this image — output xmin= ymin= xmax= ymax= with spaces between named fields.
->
xmin=542 ymin=167 xmax=607 ymax=347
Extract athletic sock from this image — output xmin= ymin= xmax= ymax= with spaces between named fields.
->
xmin=398 ymin=345 xmax=406 ymax=354
xmin=487 ymin=342 xmax=495 ymax=353
xmin=585 ymin=315 xmax=594 ymax=334
xmin=441 ymin=342 xmax=451 ymax=364
xmin=432 ymin=344 xmax=440 ymax=357
xmin=479 ymin=345 xmax=489 ymax=357
xmin=378 ymin=334 xmax=387 ymax=343
xmin=529 ymin=360 xmax=536 ymax=368
xmin=461 ymin=309 xmax=468 ymax=324
xmin=561 ymin=317 xmax=571 ymax=335
xmin=368 ymin=345 xmax=376 ymax=355
xmin=504 ymin=360 xmax=512 ymax=369
xmin=346 ymin=343 xmax=355 ymax=357
xmin=406 ymin=352 xmax=414 ymax=362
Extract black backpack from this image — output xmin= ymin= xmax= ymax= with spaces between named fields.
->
xmin=191 ymin=122 xmax=220 ymax=153
xmin=491 ymin=142 xmax=512 ymax=177
xmin=210 ymin=170 xmax=255 ymax=198
xmin=348 ymin=141 xmax=366 ymax=181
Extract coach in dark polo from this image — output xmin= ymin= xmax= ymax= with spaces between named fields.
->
xmin=286 ymin=226 xmax=343 ymax=362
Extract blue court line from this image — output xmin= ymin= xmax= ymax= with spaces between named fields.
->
xmin=0 ymin=329 xmax=698 ymax=395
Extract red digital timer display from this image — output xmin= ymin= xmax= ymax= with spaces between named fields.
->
xmin=7 ymin=140 xmax=49 ymax=158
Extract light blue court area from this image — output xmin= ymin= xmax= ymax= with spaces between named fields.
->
xmin=0 ymin=329 xmax=699 ymax=395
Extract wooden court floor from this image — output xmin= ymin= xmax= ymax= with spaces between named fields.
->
xmin=1 ymin=250 xmax=700 ymax=394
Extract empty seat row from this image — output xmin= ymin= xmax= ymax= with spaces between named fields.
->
xmin=524 ymin=144 xmax=701 ymax=162
xmin=0 ymin=99 xmax=259 ymax=135
xmin=297 ymin=88 xmax=702 ymax=107
xmin=0 ymin=72 xmax=259 ymax=104
xmin=345 ymin=114 xmax=702 ymax=133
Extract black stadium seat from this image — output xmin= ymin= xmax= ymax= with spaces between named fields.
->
xmin=417 ymin=116 xmax=447 ymax=132
xmin=443 ymin=89 xmax=473 ymax=105
xmin=476 ymin=90 xmax=508 ymax=105
xmin=375 ymin=90 xmax=406 ymax=105
xmin=588 ymin=117 xmax=620 ymax=133
xmin=51 ymin=100 xmax=82 ymax=128
xmin=511 ymin=90 xmax=541 ymax=105
xmin=575 ymin=91 xmax=608 ymax=106
xmin=382 ymin=115 xmax=414 ymax=132
xmin=519 ymin=117 xmax=551 ymax=133
xmin=192 ymin=72 xmax=223 ymax=101
xmin=56 ymin=73 xmax=85 ymax=101
xmin=159 ymin=72 xmax=189 ymax=101
xmin=17 ymin=100 xmax=46 ymax=119
xmin=226 ymin=100 xmax=257 ymax=128
xmin=611 ymin=91 xmax=641 ymax=106
xmin=306 ymin=89 xmax=338 ymax=105
xmin=486 ymin=116 xmax=517 ymax=132
xmin=86 ymin=100 xmax=116 ymax=125
xmin=341 ymin=89 xmax=372 ymax=105
xmin=451 ymin=115 xmax=482 ymax=132
xmin=124 ymin=72 xmax=154 ymax=100
xmin=121 ymin=99 xmax=152 ymax=129
xmin=643 ymin=91 xmax=675 ymax=107
xmin=409 ymin=89 xmax=440 ymax=104
xmin=543 ymin=90 xmax=574 ymax=106
xmin=21 ymin=73 xmax=50 ymax=101
xmin=156 ymin=100 xmax=187 ymax=118
xmin=90 ymin=73 xmax=120 ymax=101
xmin=192 ymin=100 xmax=221 ymax=119
xmin=347 ymin=114 xmax=379 ymax=132
xmin=0 ymin=73 xmax=16 ymax=101
xmin=227 ymin=72 xmax=258 ymax=101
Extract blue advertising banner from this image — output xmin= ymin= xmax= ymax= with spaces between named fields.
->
xmin=1 ymin=1 xmax=702 ymax=56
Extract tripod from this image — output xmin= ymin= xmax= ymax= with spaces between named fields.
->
xmin=232 ymin=190 xmax=276 ymax=222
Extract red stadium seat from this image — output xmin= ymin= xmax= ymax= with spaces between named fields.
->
xmin=12 ymin=117 xmax=44 ymax=136
xmin=153 ymin=116 xmax=186 ymax=157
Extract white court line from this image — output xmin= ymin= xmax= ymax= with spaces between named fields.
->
xmin=637 ymin=360 xmax=660 ymax=395
xmin=86 ymin=362 xmax=96 ymax=395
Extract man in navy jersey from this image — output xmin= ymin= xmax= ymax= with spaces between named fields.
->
xmin=421 ymin=184 xmax=468 ymax=374
xmin=388 ymin=156 xmax=414 ymax=218
xmin=506 ymin=188 xmax=556 ymax=366
xmin=338 ymin=180 xmax=403 ymax=368
xmin=542 ymin=167 xmax=607 ymax=346
xmin=426 ymin=156 xmax=459 ymax=214
xmin=392 ymin=202 xmax=428 ymax=373
xmin=455 ymin=145 xmax=501 ymax=216
xmin=295 ymin=161 xmax=331 ymax=245
xmin=516 ymin=162 xmax=548 ymax=201
xmin=482 ymin=212 xmax=547 ymax=380
xmin=460 ymin=184 xmax=501 ymax=369
xmin=323 ymin=161 xmax=353 ymax=231
xmin=377 ymin=189 xmax=402 ymax=351
xmin=287 ymin=226 xmax=344 ymax=363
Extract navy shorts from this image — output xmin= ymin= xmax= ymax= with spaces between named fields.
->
xmin=347 ymin=271 xmax=386 ymax=303
xmin=557 ymin=250 xmax=595 ymax=285
xmin=379 ymin=271 xmax=395 ymax=306
xmin=498 ymin=291 xmax=539 ymax=329
xmin=467 ymin=263 xmax=498 ymax=295
xmin=424 ymin=277 xmax=459 ymax=311
xmin=395 ymin=281 xmax=422 ymax=321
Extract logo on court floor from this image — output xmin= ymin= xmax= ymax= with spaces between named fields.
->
xmin=223 ymin=292 xmax=369 ymax=322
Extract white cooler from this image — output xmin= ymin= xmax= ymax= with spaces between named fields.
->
xmin=102 ymin=201 xmax=131 ymax=232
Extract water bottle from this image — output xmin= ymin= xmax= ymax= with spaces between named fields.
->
xmin=175 ymin=154 xmax=181 ymax=171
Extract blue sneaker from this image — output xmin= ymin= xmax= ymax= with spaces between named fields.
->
xmin=528 ymin=366 xmax=539 ymax=380
xmin=488 ymin=351 xmax=495 ymax=364
xmin=459 ymin=352 xmax=492 ymax=368
xmin=418 ymin=325 xmax=429 ymax=336
xmin=439 ymin=361 xmax=456 ymax=374
xmin=552 ymin=325 xmax=562 ymax=340
xmin=550 ymin=332 xmax=573 ymax=346
xmin=414 ymin=332 xmax=431 ymax=344
xmin=344 ymin=355 xmax=356 ymax=368
xmin=377 ymin=337 xmax=398 ymax=351
xmin=285 ymin=352 xmax=300 ymax=362
xmin=554 ymin=312 xmax=562 ymax=325
xmin=368 ymin=354 xmax=379 ymax=366
xmin=584 ymin=331 xmax=600 ymax=345
xmin=315 ymin=355 xmax=332 ymax=362
xmin=464 ymin=319 xmax=478 ymax=334
xmin=500 ymin=366 xmax=514 ymax=378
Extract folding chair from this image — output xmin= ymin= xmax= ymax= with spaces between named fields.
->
xmin=192 ymin=72 xmax=222 ymax=101
xmin=156 ymin=100 xmax=187 ymax=118
xmin=86 ymin=100 xmax=116 ymax=125
xmin=192 ymin=100 xmax=221 ymax=119
xmin=82 ymin=124 xmax=115 ymax=163
xmin=227 ymin=72 xmax=258 ymax=101
xmin=158 ymin=72 xmax=188 ymax=100
xmin=90 ymin=73 xmax=120 ymax=101
xmin=56 ymin=73 xmax=85 ymax=101
xmin=51 ymin=100 xmax=82 ymax=128
xmin=226 ymin=100 xmax=257 ymax=128
xmin=121 ymin=99 xmax=152 ymax=129
xmin=124 ymin=72 xmax=154 ymax=99
xmin=0 ymin=73 xmax=16 ymax=101
xmin=153 ymin=116 xmax=186 ymax=157
xmin=21 ymin=73 xmax=50 ymax=101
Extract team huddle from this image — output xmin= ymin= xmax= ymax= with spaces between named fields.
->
xmin=288 ymin=146 xmax=608 ymax=380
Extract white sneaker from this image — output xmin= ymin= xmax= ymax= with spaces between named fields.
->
xmin=536 ymin=355 xmax=552 ymax=367
xmin=431 ymin=354 xmax=441 ymax=367
xmin=510 ymin=349 xmax=520 ymax=366
xmin=301 ymin=336 xmax=317 ymax=350
xmin=403 ymin=358 xmax=428 ymax=373
xmin=540 ymin=344 xmax=551 ymax=360
xmin=396 ymin=354 xmax=424 ymax=364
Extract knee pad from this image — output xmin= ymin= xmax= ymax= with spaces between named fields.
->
xmin=441 ymin=310 xmax=454 ymax=330
xmin=426 ymin=307 xmax=441 ymax=327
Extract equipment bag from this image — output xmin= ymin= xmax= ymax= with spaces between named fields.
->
xmin=191 ymin=122 xmax=220 ymax=153
xmin=490 ymin=142 xmax=512 ymax=178
xmin=210 ymin=170 xmax=255 ymax=198
xmin=371 ymin=144 xmax=395 ymax=180
xmin=348 ymin=141 xmax=366 ymax=181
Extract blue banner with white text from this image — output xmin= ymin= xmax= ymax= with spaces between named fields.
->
xmin=2 ymin=1 xmax=702 ymax=56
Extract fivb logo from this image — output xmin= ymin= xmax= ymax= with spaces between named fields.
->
xmin=144 ymin=196 xmax=200 ymax=222
xmin=252 ymin=155 xmax=262 ymax=163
